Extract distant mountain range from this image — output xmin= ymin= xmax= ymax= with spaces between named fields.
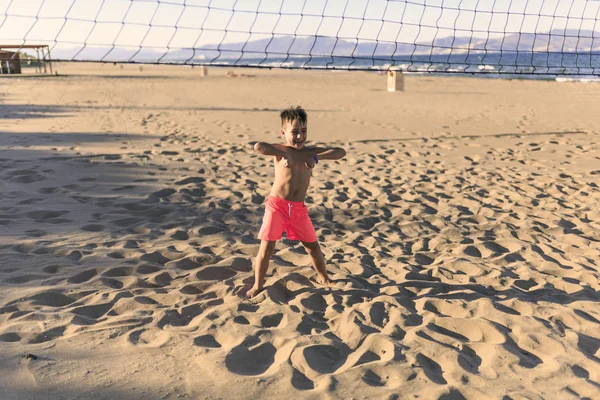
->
xmin=52 ymin=29 xmax=600 ymax=63
xmin=218 ymin=29 xmax=600 ymax=56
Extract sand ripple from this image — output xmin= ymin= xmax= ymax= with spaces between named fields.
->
xmin=1 ymin=112 xmax=599 ymax=398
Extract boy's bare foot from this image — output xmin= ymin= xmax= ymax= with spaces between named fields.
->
xmin=246 ymin=285 xmax=264 ymax=298
xmin=316 ymin=275 xmax=333 ymax=287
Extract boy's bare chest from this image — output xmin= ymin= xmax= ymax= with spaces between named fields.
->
xmin=273 ymin=159 xmax=312 ymax=181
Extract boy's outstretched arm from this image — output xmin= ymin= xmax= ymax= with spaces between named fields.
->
xmin=312 ymin=147 xmax=346 ymax=161
xmin=254 ymin=142 xmax=287 ymax=157
xmin=254 ymin=142 xmax=301 ymax=167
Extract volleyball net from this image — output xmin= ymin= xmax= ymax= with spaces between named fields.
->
xmin=1 ymin=0 xmax=599 ymax=75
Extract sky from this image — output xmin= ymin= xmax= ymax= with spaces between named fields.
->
xmin=0 ymin=0 xmax=599 ymax=62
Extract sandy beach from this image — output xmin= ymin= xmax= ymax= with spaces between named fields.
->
xmin=0 ymin=63 xmax=599 ymax=399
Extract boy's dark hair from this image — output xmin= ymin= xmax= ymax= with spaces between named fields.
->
xmin=280 ymin=106 xmax=307 ymax=126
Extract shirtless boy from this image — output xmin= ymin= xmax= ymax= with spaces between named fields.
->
xmin=247 ymin=106 xmax=346 ymax=298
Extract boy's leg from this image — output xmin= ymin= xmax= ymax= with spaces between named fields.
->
xmin=247 ymin=239 xmax=277 ymax=298
xmin=301 ymin=241 xmax=331 ymax=285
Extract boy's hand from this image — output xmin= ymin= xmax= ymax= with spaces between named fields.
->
xmin=305 ymin=156 xmax=316 ymax=169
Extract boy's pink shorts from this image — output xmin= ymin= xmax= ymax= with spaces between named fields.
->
xmin=258 ymin=196 xmax=317 ymax=242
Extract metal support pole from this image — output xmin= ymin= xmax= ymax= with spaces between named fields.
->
xmin=46 ymin=46 xmax=53 ymax=74
xmin=36 ymin=48 xmax=41 ymax=74
xmin=42 ymin=47 xmax=47 ymax=73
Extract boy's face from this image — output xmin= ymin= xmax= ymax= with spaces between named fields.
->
xmin=281 ymin=119 xmax=307 ymax=150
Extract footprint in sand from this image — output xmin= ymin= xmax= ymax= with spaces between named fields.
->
xmin=29 ymin=326 xmax=67 ymax=344
xmin=140 ymin=251 xmax=172 ymax=265
xmin=193 ymin=334 xmax=221 ymax=348
xmin=53 ymin=249 xmax=83 ymax=261
xmin=0 ymin=333 xmax=21 ymax=342
xmin=81 ymin=223 xmax=105 ymax=232
xmin=170 ymin=230 xmax=189 ymax=240
xmin=166 ymin=253 xmax=219 ymax=271
xmin=22 ymin=291 xmax=77 ymax=307
xmin=106 ymin=250 xmax=138 ymax=259
xmin=24 ymin=229 xmax=48 ymax=238
xmin=26 ymin=210 xmax=70 ymax=222
xmin=195 ymin=266 xmax=237 ymax=281
xmin=149 ymin=271 xmax=173 ymax=287
xmin=110 ymin=217 xmax=145 ymax=228
xmin=71 ymin=302 xmax=114 ymax=320
xmin=416 ymin=353 xmax=447 ymax=384
xmin=261 ymin=313 xmax=284 ymax=328
xmin=4 ymin=275 xmax=46 ymax=284
xmin=68 ymin=268 xmax=97 ymax=284
xmin=291 ymin=368 xmax=315 ymax=390
xmin=128 ymin=329 xmax=171 ymax=347
xmin=179 ymin=284 xmax=204 ymax=295
xmin=12 ymin=242 xmax=37 ymax=254
xmin=102 ymin=267 xmax=135 ymax=277
xmin=7 ymin=169 xmax=46 ymax=183
xmin=297 ymin=344 xmax=351 ymax=377
xmin=135 ymin=264 xmax=161 ymax=275
xmin=225 ymin=336 xmax=277 ymax=376
xmin=42 ymin=265 xmax=61 ymax=274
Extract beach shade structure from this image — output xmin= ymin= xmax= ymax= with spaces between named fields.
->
xmin=0 ymin=48 xmax=20 ymax=73
xmin=1 ymin=0 xmax=600 ymax=77
xmin=0 ymin=44 xmax=52 ymax=74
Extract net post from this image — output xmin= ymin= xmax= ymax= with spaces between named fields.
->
xmin=199 ymin=66 xmax=207 ymax=77
xmin=387 ymin=70 xmax=404 ymax=92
